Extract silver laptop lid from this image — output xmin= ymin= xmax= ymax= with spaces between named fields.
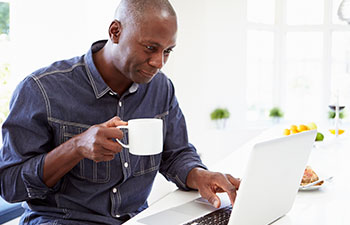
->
xmin=229 ymin=130 xmax=316 ymax=225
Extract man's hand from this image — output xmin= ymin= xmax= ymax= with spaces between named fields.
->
xmin=43 ymin=116 xmax=127 ymax=187
xmin=186 ymin=167 xmax=240 ymax=208
xmin=74 ymin=116 xmax=128 ymax=162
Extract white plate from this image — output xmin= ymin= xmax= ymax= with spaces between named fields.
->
xmin=299 ymin=184 xmax=323 ymax=191
xmin=299 ymin=176 xmax=334 ymax=191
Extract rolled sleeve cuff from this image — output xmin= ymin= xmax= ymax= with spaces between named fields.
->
xmin=22 ymin=154 xmax=61 ymax=199
xmin=170 ymin=162 xmax=208 ymax=191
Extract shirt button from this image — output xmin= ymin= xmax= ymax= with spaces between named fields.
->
xmin=119 ymin=101 xmax=122 ymax=107
xmin=116 ymin=214 xmax=120 ymax=218
xmin=112 ymin=188 xmax=117 ymax=194
xmin=124 ymin=162 xmax=129 ymax=168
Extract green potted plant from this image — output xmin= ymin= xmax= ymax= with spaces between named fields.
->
xmin=269 ymin=107 xmax=283 ymax=123
xmin=210 ymin=108 xmax=230 ymax=129
xmin=328 ymin=110 xmax=345 ymax=119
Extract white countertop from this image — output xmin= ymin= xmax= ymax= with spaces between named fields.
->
xmin=125 ymin=126 xmax=350 ymax=225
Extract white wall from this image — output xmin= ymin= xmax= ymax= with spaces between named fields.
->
xmin=10 ymin=0 xmax=119 ymax=76
xmin=164 ymin=0 xmax=247 ymax=138
xmin=10 ymin=0 xmax=248 ymax=141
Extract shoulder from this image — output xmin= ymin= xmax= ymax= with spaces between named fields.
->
xmin=13 ymin=55 xmax=86 ymax=101
xmin=21 ymin=55 xmax=88 ymax=96
xmin=149 ymin=71 xmax=175 ymax=91
xmin=30 ymin=55 xmax=85 ymax=81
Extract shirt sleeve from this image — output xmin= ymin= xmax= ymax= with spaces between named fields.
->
xmin=0 ymin=76 xmax=59 ymax=203
xmin=159 ymin=79 xmax=207 ymax=191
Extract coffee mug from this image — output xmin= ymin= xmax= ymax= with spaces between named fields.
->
xmin=116 ymin=118 xmax=163 ymax=155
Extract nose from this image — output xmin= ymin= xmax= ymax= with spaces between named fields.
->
xmin=148 ymin=52 xmax=164 ymax=69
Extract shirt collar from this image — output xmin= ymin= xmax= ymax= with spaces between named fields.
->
xmin=84 ymin=40 xmax=139 ymax=99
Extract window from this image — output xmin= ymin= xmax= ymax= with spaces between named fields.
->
xmin=0 ymin=1 xmax=10 ymax=124
xmin=286 ymin=0 xmax=324 ymax=25
xmin=247 ymin=0 xmax=275 ymax=24
xmin=331 ymin=31 xmax=350 ymax=115
xmin=246 ymin=30 xmax=274 ymax=121
xmin=285 ymin=32 xmax=323 ymax=121
xmin=0 ymin=1 xmax=118 ymax=128
xmin=246 ymin=0 xmax=350 ymax=123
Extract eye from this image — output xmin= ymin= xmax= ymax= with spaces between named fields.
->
xmin=164 ymin=48 xmax=173 ymax=55
xmin=146 ymin=45 xmax=156 ymax=51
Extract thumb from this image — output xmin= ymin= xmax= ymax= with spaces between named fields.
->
xmin=206 ymin=193 xmax=221 ymax=208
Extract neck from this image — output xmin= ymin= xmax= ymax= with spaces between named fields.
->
xmin=92 ymin=41 xmax=132 ymax=95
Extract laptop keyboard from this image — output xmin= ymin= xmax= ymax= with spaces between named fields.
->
xmin=183 ymin=205 xmax=232 ymax=225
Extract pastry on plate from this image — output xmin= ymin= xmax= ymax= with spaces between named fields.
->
xmin=300 ymin=166 xmax=323 ymax=186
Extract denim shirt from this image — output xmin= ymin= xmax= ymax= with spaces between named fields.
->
xmin=0 ymin=40 xmax=206 ymax=225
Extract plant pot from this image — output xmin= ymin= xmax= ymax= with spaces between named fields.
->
xmin=214 ymin=119 xmax=227 ymax=130
xmin=271 ymin=117 xmax=281 ymax=124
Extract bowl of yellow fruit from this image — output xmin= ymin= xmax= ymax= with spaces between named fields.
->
xmin=283 ymin=122 xmax=324 ymax=142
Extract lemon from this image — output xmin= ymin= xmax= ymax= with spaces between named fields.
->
xmin=329 ymin=129 xmax=345 ymax=135
xmin=291 ymin=129 xmax=299 ymax=134
xmin=315 ymin=132 xmax=324 ymax=141
xmin=290 ymin=125 xmax=298 ymax=133
xmin=307 ymin=122 xmax=317 ymax=130
xmin=298 ymin=124 xmax=309 ymax=132
xmin=283 ymin=129 xmax=291 ymax=136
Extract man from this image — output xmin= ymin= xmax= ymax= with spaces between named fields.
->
xmin=0 ymin=0 xmax=240 ymax=224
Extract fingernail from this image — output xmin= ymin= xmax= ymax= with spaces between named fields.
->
xmin=213 ymin=199 xmax=219 ymax=208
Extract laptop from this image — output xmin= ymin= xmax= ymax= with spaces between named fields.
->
xmin=138 ymin=130 xmax=316 ymax=225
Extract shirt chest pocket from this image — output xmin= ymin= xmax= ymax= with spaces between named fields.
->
xmin=62 ymin=124 xmax=111 ymax=183
xmin=131 ymin=153 xmax=162 ymax=177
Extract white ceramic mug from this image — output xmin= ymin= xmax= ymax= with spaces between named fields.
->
xmin=116 ymin=118 xmax=163 ymax=155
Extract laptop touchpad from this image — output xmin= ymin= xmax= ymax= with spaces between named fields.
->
xmin=138 ymin=198 xmax=219 ymax=225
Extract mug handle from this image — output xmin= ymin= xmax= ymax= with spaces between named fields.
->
xmin=116 ymin=125 xmax=129 ymax=148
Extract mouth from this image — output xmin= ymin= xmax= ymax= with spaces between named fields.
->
xmin=139 ymin=70 xmax=157 ymax=78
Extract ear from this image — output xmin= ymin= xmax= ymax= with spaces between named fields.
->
xmin=109 ymin=20 xmax=122 ymax=44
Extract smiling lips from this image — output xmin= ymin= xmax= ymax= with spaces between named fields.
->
xmin=139 ymin=70 xmax=157 ymax=78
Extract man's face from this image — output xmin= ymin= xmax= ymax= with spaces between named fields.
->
xmin=113 ymin=13 xmax=177 ymax=84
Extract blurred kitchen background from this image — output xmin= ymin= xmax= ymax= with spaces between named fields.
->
xmin=3 ymin=1 xmax=350 ymax=224
xmin=1 ymin=0 xmax=350 ymax=139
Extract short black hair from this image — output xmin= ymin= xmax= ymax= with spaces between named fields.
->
xmin=114 ymin=0 xmax=176 ymax=26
